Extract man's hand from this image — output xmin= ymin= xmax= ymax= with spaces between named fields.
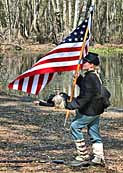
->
xmin=73 ymin=72 xmax=80 ymax=80
xmin=66 ymin=99 xmax=80 ymax=110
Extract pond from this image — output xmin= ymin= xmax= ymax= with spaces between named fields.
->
xmin=0 ymin=52 xmax=123 ymax=109
xmin=49 ymin=53 xmax=123 ymax=109
xmin=101 ymin=54 xmax=123 ymax=109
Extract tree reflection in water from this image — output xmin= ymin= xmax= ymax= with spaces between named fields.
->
xmin=3 ymin=53 xmax=123 ymax=109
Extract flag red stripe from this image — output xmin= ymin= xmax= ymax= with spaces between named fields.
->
xmin=18 ymin=78 xmax=24 ymax=91
xmin=13 ymin=59 xmax=80 ymax=80
xmin=17 ymin=65 xmax=82 ymax=80
xmin=46 ymin=46 xmax=81 ymax=56
xmin=8 ymin=81 xmax=14 ymax=89
xmin=35 ymin=74 xmax=44 ymax=95
xmin=26 ymin=76 xmax=34 ymax=93
xmin=35 ymin=47 xmax=82 ymax=64
xmin=47 ymin=73 xmax=54 ymax=84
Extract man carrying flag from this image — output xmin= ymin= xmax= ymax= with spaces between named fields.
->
xmin=7 ymin=3 xmax=108 ymax=168
xmin=66 ymin=52 xmax=106 ymax=167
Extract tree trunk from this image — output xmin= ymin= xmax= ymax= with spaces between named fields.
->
xmin=68 ymin=0 xmax=72 ymax=32
xmin=6 ymin=0 xmax=12 ymax=41
xmin=63 ymin=0 xmax=68 ymax=35
xmin=106 ymin=0 xmax=109 ymax=42
xmin=33 ymin=0 xmax=41 ymax=33
xmin=56 ymin=0 xmax=60 ymax=12
xmin=120 ymin=0 xmax=123 ymax=43
xmin=73 ymin=0 xmax=80 ymax=30
xmin=51 ymin=0 xmax=57 ymax=12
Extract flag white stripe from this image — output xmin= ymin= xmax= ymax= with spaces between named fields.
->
xmin=40 ymin=73 xmax=49 ymax=91
xmin=88 ymin=13 xmax=91 ymax=33
xmin=31 ymin=74 xmax=40 ymax=94
xmin=13 ymin=79 xmax=19 ymax=90
xmin=50 ymin=42 xmax=82 ymax=51
xmin=22 ymin=77 xmax=29 ymax=92
xmin=52 ymin=72 xmax=57 ymax=80
xmin=33 ymin=51 xmax=81 ymax=66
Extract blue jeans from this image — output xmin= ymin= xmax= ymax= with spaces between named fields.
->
xmin=70 ymin=110 xmax=102 ymax=143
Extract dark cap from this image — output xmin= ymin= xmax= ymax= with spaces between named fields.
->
xmin=83 ymin=52 xmax=100 ymax=65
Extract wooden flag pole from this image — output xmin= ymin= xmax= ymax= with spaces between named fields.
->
xmin=64 ymin=26 xmax=89 ymax=127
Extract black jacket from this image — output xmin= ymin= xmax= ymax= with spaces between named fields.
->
xmin=66 ymin=70 xmax=105 ymax=116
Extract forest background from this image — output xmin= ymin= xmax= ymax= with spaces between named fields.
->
xmin=0 ymin=1 xmax=123 ymax=172
xmin=0 ymin=0 xmax=123 ymax=45
xmin=0 ymin=0 xmax=123 ymax=97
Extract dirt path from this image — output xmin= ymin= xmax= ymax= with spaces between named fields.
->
xmin=0 ymin=93 xmax=123 ymax=173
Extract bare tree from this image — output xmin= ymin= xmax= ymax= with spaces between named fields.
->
xmin=0 ymin=0 xmax=122 ymax=44
xmin=6 ymin=0 xmax=12 ymax=41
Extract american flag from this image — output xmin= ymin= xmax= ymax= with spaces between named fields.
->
xmin=8 ymin=14 xmax=92 ymax=95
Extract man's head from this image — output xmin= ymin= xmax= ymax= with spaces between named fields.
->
xmin=82 ymin=52 xmax=100 ymax=70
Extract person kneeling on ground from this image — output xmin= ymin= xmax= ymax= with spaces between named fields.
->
xmin=34 ymin=92 xmax=69 ymax=109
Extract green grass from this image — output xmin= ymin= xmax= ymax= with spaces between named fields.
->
xmin=90 ymin=47 xmax=123 ymax=56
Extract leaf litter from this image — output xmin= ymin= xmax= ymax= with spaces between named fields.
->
xmin=0 ymin=94 xmax=123 ymax=173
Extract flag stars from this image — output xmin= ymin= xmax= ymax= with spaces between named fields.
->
xmin=68 ymin=38 xmax=72 ymax=42
xmin=60 ymin=17 xmax=89 ymax=44
xmin=74 ymin=32 xmax=77 ymax=35
xmin=75 ymin=38 xmax=78 ymax=41
xmin=80 ymin=31 xmax=84 ymax=34
xmin=82 ymin=25 xmax=86 ymax=28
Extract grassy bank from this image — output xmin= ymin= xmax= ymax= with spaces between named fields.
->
xmin=0 ymin=43 xmax=123 ymax=58
xmin=90 ymin=46 xmax=123 ymax=57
